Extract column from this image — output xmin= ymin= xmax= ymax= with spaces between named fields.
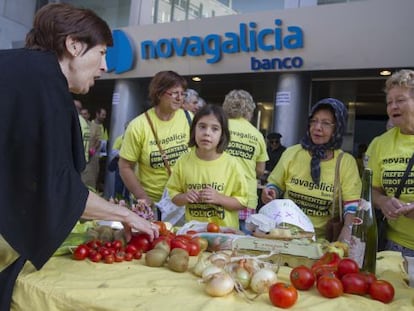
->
xmin=103 ymin=79 xmax=147 ymax=199
xmin=272 ymin=73 xmax=311 ymax=147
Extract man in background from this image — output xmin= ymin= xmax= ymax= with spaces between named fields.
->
xmin=265 ymin=132 xmax=286 ymax=173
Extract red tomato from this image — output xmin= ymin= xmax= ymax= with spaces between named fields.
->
xmin=360 ymin=271 xmax=377 ymax=288
xmin=369 ymin=280 xmax=394 ymax=303
xmin=186 ymin=230 xmax=198 ymax=235
xmin=104 ymin=254 xmax=115 ymax=264
xmin=89 ymin=251 xmax=102 ymax=263
xmin=187 ymin=242 xmax=201 ymax=256
xmin=111 ymin=239 xmax=123 ymax=250
xmin=134 ymin=250 xmax=143 ymax=260
xmin=207 ymin=222 xmax=220 ymax=233
xmin=124 ymin=252 xmax=133 ymax=261
xmin=86 ymin=239 xmax=101 ymax=250
xmin=337 ymin=258 xmax=359 ymax=279
xmin=98 ymin=247 xmax=111 ymax=257
xmin=170 ymin=238 xmax=189 ymax=252
xmin=73 ymin=244 xmax=89 ymax=260
xmin=341 ymin=273 xmax=368 ymax=295
xmin=317 ymin=274 xmax=343 ymax=298
xmin=313 ymin=266 xmax=339 ymax=280
xmin=268 ymin=282 xmax=298 ymax=309
xmin=125 ymin=244 xmax=138 ymax=255
xmin=151 ymin=236 xmax=171 ymax=250
xmin=114 ymin=251 xmax=125 ymax=262
xmin=290 ymin=265 xmax=315 ymax=290
xmin=129 ymin=233 xmax=151 ymax=252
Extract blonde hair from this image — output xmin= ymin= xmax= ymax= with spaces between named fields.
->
xmin=385 ymin=69 xmax=414 ymax=97
xmin=222 ymin=89 xmax=256 ymax=119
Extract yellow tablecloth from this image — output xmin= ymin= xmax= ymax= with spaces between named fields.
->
xmin=9 ymin=251 xmax=414 ymax=311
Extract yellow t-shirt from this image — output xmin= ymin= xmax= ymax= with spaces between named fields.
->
xmin=78 ymin=115 xmax=90 ymax=161
xmin=166 ymin=150 xmax=248 ymax=229
xmin=226 ymin=118 xmax=268 ymax=209
xmin=113 ymin=135 xmax=123 ymax=151
xmin=366 ymin=127 xmax=414 ymax=250
xmin=120 ymin=108 xmax=191 ymax=202
xmin=267 ymin=145 xmax=361 ymax=239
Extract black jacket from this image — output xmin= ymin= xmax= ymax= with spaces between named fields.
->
xmin=0 ymin=49 xmax=89 ymax=309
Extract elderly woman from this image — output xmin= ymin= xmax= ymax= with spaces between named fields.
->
xmin=182 ymin=88 xmax=200 ymax=114
xmin=222 ymin=89 xmax=268 ymax=233
xmin=262 ymin=98 xmax=361 ymax=241
xmin=0 ymin=4 xmax=158 ymax=309
xmin=119 ymin=71 xmax=191 ymax=216
xmin=366 ymin=69 xmax=414 ymax=257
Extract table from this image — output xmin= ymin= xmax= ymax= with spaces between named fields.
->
xmin=10 ymin=251 xmax=414 ymax=311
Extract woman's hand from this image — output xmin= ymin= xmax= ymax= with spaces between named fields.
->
xmin=379 ymin=196 xmax=403 ymax=220
xmin=261 ymin=187 xmax=276 ymax=204
xmin=122 ymin=211 xmax=159 ymax=242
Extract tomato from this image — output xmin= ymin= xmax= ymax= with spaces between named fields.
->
xmin=129 ymin=233 xmax=151 ymax=252
xmin=154 ymin=221 xmax=168 ymax=235
xmin=111 ymin=239 xmax=123 ymax=250
xmin=114 ymin=251 xmax=125 ymax=262
xmin=98 ymin=247 xmax=111 ymax=257
xmin=86 ymin=239 xmax=101 ymax=250
xmin=313 ymin=266 xmax=339 ymax=280
xmin=73 ymin=244 xmax=89 ymax=260
xmin=341 ymin=272 xmax=368 ymax=295
xmin=207 ymin=222 xmax=220 ymax=233
xmin=317 ymin=274 xmax=343 ymax=298
xmin=360 ymin=271 xmax=377 ymax=288
xmin=170 ymin=238 xmax=189 ymax=252
xmin=187 ymin=242 xmax=201 ymax=256
xmin=268 ymin=282 xmax=298 ymax=309
xmin=125 ymin=244 xmax=138 ymax=255
xmin=89 ymin=250 xmax=102 ymax=263
xmin=337 ymin=258 xmax=359 ymax=279
xmin=369 ymin=279 xmax=394 ymax=303
xmin=186 ymin=230 xmax=198 ymax=235
xmin=312 ymin=252 xmax=341 ymax=272
xmin=124 ymin=252 xmax=133 ymax=261
xmin=104 ymin=254 xmax=115 ymax=264
xmin=191 ymin=236 xmax=208 ymax=252
xmin=134 ymin=250 xmax=143 ymax=260
xmin=290 ymin=265 xmax=315 ymax=290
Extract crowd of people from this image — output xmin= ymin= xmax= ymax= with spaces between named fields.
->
xmin=1 ymin=3 xmax=414 ymax=309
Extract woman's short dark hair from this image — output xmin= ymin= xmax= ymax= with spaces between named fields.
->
xmin=148 ymin=71 xmax=188 ymax=106
xmin=25 ymin=3 xmax=113 ymax=59
xmin=189 ymin=104 xmax=230 ymax=153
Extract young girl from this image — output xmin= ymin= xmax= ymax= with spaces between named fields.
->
xmin=166 ymin=104 xmax=248 ymax=229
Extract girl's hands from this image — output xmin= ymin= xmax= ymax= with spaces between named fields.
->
xmin=199 ymin=186 xmax=220 ymax=204
xmin=184 ymin=189 xmax=201 ymax=204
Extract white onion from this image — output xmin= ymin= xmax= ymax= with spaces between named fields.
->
xmin=204 ymin=272 xmax=235 ymax=297
xmin=192 ymin=254 xmax=213 ymax=277
xmin=202 ymin=265 xmax=223 ymax=279
xmin=250 ymin=268 xmax=278 ymax=294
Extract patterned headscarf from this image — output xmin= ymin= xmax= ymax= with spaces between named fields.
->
xmin=300 ymin=98 xmax=348 ymax=185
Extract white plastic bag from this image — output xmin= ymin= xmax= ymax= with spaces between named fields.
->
xmin=155 ymin=188 xmax=185 ymax=226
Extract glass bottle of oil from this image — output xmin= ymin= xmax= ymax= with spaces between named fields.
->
xmin=349 ymin=168 xmax=378 ymax=274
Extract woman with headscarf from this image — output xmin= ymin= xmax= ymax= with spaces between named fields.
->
xmin=261 ymin=98 xmax=361 ymax=241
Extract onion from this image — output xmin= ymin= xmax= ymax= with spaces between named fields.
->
xmin=226 ymin=260 xmax=252 ymax=289
xmin=250 ymin=268 xmax=278 ymax=294
xmin=207 ymin=252 xmax=231 ymax=268
xmin=202 ymin=265 xmax=223 ymax=279
xmin=192 ymin=254 xmax=213 ymax=277
xmin=204 ymin=272 xmax=235 ymax=297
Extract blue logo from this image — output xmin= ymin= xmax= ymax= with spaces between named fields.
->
xmin=106 ymin=29 xmax=135 ymax=74
xmin=140 ymin=19 xmax=303 ymax=65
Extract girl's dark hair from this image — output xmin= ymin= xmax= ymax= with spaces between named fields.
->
xmin=25 ymin=3 xmax=113 ymax=59
xmin=189 ymin=104 xmax=230 ymax=153
xmin=148 ymin=71 xmax=188 ymax=106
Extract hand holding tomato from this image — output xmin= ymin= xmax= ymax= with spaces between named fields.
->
xmin=269 ymin=282 xmax=298 ymax=308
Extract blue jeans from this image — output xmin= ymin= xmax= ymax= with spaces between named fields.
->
xmin=386 ymin=240 xmax=414 ymax=257
xmin=239 ymin=220 xmax=252 ymax=235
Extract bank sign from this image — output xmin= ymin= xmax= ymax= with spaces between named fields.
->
xmin=107 ymin=19 xmax=304 ymax=74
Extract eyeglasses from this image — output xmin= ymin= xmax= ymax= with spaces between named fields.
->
xmin=165 ymin=91 xmax=185 ymax=98
xmin=309 ymin=119 xmax=335 ymax=129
